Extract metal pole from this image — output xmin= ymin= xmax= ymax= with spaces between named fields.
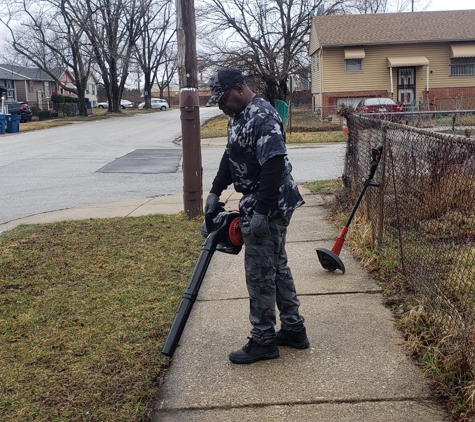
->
xmin=176 ymin=0 xmax=202 ymax=217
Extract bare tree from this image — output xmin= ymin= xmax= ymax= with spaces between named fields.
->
xmin=1 ymin=0 xmax=93 ymax=116
xmin=1 ymin=0 xmax=156 ymax=114
xmin=346 ymin=0 xmax=430 ymax=13
xmin=67 ymin=0 xmax=149 ymax=112
xmin=197 ymin=0 xmax=431 ymax=103
xmin=152 ymin=44 xmax=178 ymax=100
xmin=347 ymin=0 xmax=389 ymax=13
xmin=134 ymin=0 xmax=176 ymax=108
xmin=196 ymin=0 xmax=346 ymax=103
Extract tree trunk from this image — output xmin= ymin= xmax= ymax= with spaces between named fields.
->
xmin=143 ymin=70 xmax=152 ymax=108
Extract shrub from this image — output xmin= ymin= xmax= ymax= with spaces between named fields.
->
xmin=38 ymin=110 xmax=53 ymax=120
xmin=51 ymin=94 xmax=65 ymax=104
xmin=30 ymin=105 xmax=41 ymax=117
xmin=59 ymin=103 xmax=78 ymax=116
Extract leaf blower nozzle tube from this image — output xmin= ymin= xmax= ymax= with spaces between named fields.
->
xmin=162 ymin=207 xmax=242 ymax=357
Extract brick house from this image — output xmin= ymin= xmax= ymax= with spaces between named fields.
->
xmin=309 ymin=10 xmax=475 ymax=117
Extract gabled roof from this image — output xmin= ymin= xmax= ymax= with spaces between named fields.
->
xmin=0 ymin=64 xmax=56 ymax=81
xmin=311 ymin=10 xmax=475 ymax=49
xmin=0 ymin=68 xmax=24 ymax=80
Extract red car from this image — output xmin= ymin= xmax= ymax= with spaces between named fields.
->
xmin=355 ymin=98 xmax=402 ymax=121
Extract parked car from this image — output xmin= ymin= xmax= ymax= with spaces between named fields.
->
xmin=96 ymin=99 xmax=134 ymax=109
xmin=5 ymin=102 xmax=33 ymax=122
xmin=355 ymin=98 xmax=402 ymax=121
xmin=138 ymin=98 xmax=169 ymax=111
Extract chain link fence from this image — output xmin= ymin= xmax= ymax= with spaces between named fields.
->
xmin=343 ymin=112 xmax=475 ymax=410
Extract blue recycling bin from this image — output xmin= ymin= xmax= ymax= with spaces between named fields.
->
xmin=0 ymin=114 xmax=5 ymax=134
xmin=6 ymin=114 xmax=20 ymax=133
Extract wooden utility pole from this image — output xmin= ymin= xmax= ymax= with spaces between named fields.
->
xmin=176 ymin=0 xmax=202 ymax=217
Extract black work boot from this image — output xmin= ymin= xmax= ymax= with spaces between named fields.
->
xmin=229 ymin=337 xmax=279 ymax=364
xmin=275 ymin=327 xmax=310 ymax=349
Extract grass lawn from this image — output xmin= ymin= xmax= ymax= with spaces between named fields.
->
xmin=200 ymin=109 xmax=346 ymax=144
xmin=305 ymin=179 xmax=342 ymax=195
xmin=0 ymin=214 xmax=203 ymax=421
xmin=19 ymin=108 xmax=163 ymax=133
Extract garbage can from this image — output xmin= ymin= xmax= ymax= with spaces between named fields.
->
xmin=6 ymin=114 xmax=20 ymax=133
xmin=0 ymin=114 xmax=5 ymax=134
xmin=274 ymin=100 xmax=289 ymax=125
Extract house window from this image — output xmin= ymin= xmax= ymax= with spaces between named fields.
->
xmin=5 ymin=81 xmax=14 ymax=97
xmin=450 ymin=57 xmax=475 ymax=76
xmin=29 ymin=80 xmax=34 ymax=93
xmin=345 ymin=58 xmax=362 ymax=72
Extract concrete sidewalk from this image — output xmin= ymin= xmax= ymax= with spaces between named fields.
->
xmin=150 ymin=190 xmax=449 ymax=422
xmin=0 ymin=186 xmax=449 ymax=421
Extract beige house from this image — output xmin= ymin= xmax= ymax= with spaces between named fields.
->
xmin=309 ymin=10 xmax=475 ymax=116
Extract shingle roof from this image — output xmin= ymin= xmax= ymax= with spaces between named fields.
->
xmin=0 ymin=64 xmax=56 ymax=81
xmin=0 ymin=68 xmax=24 ymax=80
xmin=312 ymin=10 xmax=475 ymax=47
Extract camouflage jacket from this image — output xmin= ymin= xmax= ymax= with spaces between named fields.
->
xmin=221 ymin=96 xmax=304 ymax=223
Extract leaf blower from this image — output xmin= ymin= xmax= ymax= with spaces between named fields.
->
xmin=316 ymin=145 xmax=383 ymax=274
xmin=161 ymin=203 xmax=243 ymax=357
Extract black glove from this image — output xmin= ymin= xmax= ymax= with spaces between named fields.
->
xmin=250 ymin=214 xmax=270 ymax=238
xmin=205 ymin=193 xmax=219 ymax=215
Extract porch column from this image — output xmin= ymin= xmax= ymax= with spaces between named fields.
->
xmin=389 ymin=67 xmax=393 ymax=95
xmin=426 ymin=65 xmax=429 ymax=91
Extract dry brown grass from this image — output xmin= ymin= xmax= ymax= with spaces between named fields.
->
xmin=321 ymin=172 xmax=475 ymax=419
xmin=0 ymin=214 xmax=203 ymax=421
xmin=20 ymin=108 xmax=157 ymax=133
xmin=200 ymin=109 xmax=347 ymax=144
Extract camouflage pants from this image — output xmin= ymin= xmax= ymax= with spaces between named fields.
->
xmin=241 ymin=211 xmax=305 ymax=345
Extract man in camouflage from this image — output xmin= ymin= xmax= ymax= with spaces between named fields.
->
xmin=205 ymin=68 xmax=309 ymax=364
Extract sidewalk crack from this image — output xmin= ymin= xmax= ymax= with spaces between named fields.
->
xmin=158 ymin=395 xmax=436 ymax=414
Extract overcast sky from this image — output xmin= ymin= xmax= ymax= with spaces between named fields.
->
xmin=426 ymin=0 xmax=473 ymax=10
xmin=0 ymin=0 xmax=474 ymax=63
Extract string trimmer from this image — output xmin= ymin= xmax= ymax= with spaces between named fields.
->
xmin=162 ymin=203 xmax=243 ymax=357
xmin=316 ymin=145 xmax=383 ymax=274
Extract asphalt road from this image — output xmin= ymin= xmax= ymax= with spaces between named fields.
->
xmin=0 ymin=108 xmax=346 ymax=224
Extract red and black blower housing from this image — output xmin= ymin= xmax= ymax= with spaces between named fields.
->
xmin=201 ymin=204 xmax=243 ymax=255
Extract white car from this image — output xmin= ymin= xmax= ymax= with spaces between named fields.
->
xmin=96 ymin=99 xmax=134 ymax=109
xmin=138 ymin=98 xmax=169 ymax=111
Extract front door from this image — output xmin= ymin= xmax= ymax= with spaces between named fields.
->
xmin=37 ymin=90 xmax=43 ymax=109
xmin=397 ymin=67 xmax=416 ymax=105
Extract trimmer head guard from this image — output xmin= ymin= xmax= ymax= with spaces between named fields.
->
xmin=316 ymin=248 xmax=346 ymax=274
